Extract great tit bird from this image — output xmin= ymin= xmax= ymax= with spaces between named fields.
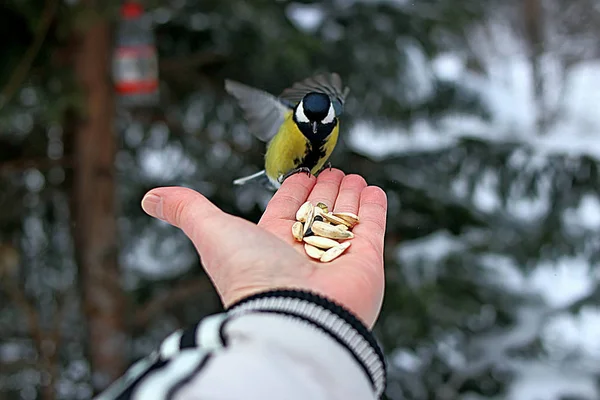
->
xmin=225 ymin=73 xmax=350 ymax=190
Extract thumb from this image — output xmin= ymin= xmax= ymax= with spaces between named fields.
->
xmin=141 ymin=186 xmax=225 ymax=245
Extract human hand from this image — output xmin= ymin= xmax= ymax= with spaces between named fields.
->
xmin=140 ymin=169 xmax=387 ymax=328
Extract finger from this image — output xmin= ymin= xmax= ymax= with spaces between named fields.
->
xmin=141 ymin=186 xmax=225 ymax=242
xmin=333 ymin=174 xmax=367 ymax=214
xmin=259 ymin=172 xmax=316 ymax=224
xmin=306 ymin=168 xmax=345 ymax=211
xmin=354 ymin=186 xmax=387 ymax=254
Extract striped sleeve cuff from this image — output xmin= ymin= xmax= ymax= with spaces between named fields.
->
xmin=95 ymin=289 xmax=387 ymax=400
xmin=226 ymin=289 xmax=387 ymax=398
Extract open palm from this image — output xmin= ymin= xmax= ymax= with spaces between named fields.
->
xmin=141 ymin=169 xmax=387 ymax=328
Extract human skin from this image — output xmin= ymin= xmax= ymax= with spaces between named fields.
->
xmin=141 ymin=169 xmax=387 ymax=328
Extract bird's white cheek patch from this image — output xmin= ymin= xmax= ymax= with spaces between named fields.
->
xmin=321 ymin=103 xmax=335 ymax=124
xmin=295 ymin=101 xmax=310 ymax=123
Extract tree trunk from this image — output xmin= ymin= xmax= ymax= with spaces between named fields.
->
xmin=72 ymin=11 xmax=126 ymax=392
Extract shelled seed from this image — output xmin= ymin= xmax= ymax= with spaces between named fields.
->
xmin=304 ymin=244 xmax=325 ymax=259
xmin=293 ymin=201 xmax=359 ymax=263
xmin=296 ymin=201 xmax=313 ymax=222
xmin=320 ymin=241 xmax=351 ymax=263
xmin=316 ymin=202 xmax=329 ymax=213
xmin=332 ymin=212 xmax=360 ymax=228
xmin=292 ymin=221 xmax=304 ymax=242
xmin=303 ymin=236 xmax=339 ymax=249
xmin=311 ymin=221 xmax=354 ymax=240
xmin=321 ymin=212 xmax=353 ymax=228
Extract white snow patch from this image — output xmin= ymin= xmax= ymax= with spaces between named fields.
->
xmin=348 ymin=46 xmax=600 ymax=162
xmin=481 ymin=254 xmax=594 ymax=309
xmin=347 ymin=120 xmax=455 ymax=160
xmin=396 ymin=231 xmax=465 ymax=287
xmin=506 ymin=191 xmax=551 ymax=222
xmin=431 ymin=52 xmax=466 ymax=81
xmin=542 ymin=307 xmax=600 ymax=365
xmin=397 ymin=37 xmax=435 ymax=106
xmin=0 ymin=343 xmax=22 ymax=363
xmin=479 ymin=254 xmax=527 ymax=293
xmin=472 ymin=170 xmax=501 ymax=213
xmin=397 ymin=230 xmax=465 ymax=265
xmin=138 ymin=144 xmax=197 ymax=182
xmin=507 ymin=362 xmax=598 ymax=400
xmin=563 ymin=194 xmax=600 ymax=231
xmin=124 ymin=227 xmax=196 ymax=279
xmin=391 ymin=349 xmax=422 ymax=372
xmin=529 ymin=257 xmax=595 ymax=309
xmin=285 ymin=3 xmax=325 ymax=33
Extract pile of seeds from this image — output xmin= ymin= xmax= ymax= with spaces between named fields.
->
xmin=292 ymin=201 xmax=359 ymax=263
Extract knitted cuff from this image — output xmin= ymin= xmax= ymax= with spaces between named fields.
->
xmin=226 ymin=289 xmax=387 ymax=398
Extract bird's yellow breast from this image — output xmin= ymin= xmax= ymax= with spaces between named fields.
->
xmin=264 ymin=111 xmax=339 ymax=181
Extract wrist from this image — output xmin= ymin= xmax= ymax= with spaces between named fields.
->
xmin=226 ymin=288 xmax=387 ymax=398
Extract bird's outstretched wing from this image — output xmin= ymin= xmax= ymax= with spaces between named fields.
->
xmin=224 ymin=79 xmax=291 ymax=142
xmin=278 ymin=72 xmax=350 ymax=116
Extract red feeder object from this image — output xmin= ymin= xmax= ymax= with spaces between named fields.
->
xmin=112 ymin=1 xmax=160 ymax=107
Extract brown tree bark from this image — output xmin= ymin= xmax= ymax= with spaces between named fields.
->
xmin=72 ymin=10 xmax=126 ymax=392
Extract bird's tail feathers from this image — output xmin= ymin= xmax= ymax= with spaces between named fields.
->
xmin=233 ymin=170 xmax=267 ymax=186
xmin=233 ymin=169 xmax=280 ymax=191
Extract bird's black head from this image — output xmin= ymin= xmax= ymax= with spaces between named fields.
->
xmin=302 ymin=92 xmax=330 ymax=121
xmin=294 ymin=92 xmax=336 ymax=137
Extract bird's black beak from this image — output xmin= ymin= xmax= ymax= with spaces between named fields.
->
xmin=312 ymin=121 xmax=318 ymax=134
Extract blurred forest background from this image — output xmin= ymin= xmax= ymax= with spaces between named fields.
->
xmin=2 ymin=0 xmax=600 ymax=399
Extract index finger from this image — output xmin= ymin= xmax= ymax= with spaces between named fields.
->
xmin=259 ymin=172 xmax=316 ymax=225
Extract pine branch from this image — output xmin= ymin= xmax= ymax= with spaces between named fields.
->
xmin=159 ymin=51 xmax=227 ymax=73
xmin=0 ymin=0 xmax=60 ymax=110
xmin=0 ymin=156 xmax=73 ymax=174
xmin=0 ymin=279 xmax=61 ymax=400
xmin=133 ymin=277 xmax=214 ymax=330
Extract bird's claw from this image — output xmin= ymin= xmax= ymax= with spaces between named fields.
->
xmin=278 ymin=167 xmax=312 ymax=183
xmin=316 ymin=162 xmax=333 ymax=175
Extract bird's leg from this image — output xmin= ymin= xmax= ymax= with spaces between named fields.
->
xmin=278 ymin=167 xmax=312 ymax=183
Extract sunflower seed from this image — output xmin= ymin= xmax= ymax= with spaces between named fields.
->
xmin=313 ymin=206 xmax=323 ymax=218
xmin=311 ymin=220 xmax=354 ymax=240
xmin=303 ymin=206 xmax=314 ymax=235
xmin=321 ymin=212 xmax=353 ymax=228
xmin=293 ymin=201 xmax=359 ymax=263
xmin=303 ymin=235 xmax=339 ymax=249
xmin=296 ymin=201 xmax=313 ymax=222
xmin=332 ymin=212 xmax=360 ymax=227
xmin=316 ymin=202 xmax=329 ymax=214
xmin=320 ymin=241 xmax=351 ymax=262
xmin=292 ymin=221 xmax=304 ymax=241
xmin=304 ymin=244 xmax=325 ymax=259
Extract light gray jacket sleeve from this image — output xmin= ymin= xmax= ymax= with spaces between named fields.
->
xmin=95 ymin=290 xmax=387 ymax=400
